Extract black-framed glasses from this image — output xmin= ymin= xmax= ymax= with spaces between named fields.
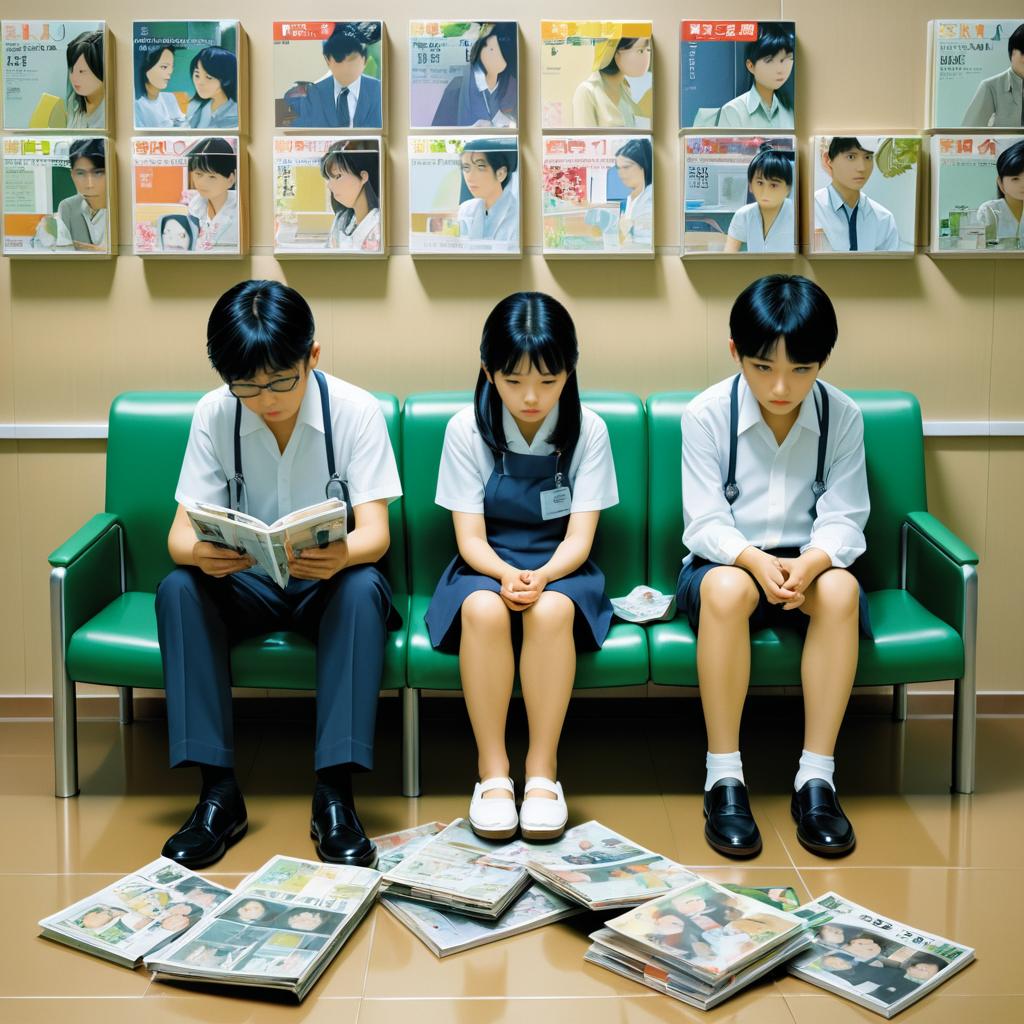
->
xmin=228 ymin=375 xmax=301 ymax=399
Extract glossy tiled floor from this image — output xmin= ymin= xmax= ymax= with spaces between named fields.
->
xmin=1 ymin=697 xmax=1022 ymax=1022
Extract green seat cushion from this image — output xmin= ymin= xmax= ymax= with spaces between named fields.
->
xmin=649 ymin=590 xmax=963 ymax=687
xmin=66 ymin=591 xmax=407 ymax=692
xmin=406 ymin=596 xmax=648 ymax=691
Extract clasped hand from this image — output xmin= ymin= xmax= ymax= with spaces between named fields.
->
xmin=752 ymin=551 xmax=822 ymax=610
xmin=499 ymin=567 xmax=548 ymax=610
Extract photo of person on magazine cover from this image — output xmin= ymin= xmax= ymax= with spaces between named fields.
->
xmin=134 ymin=44 xmax=188 ymax=128
xmin=718 ymin=22 xmax=795 ymax=129
xmin=978 ymin=137 xmax=1024 ymax=247
xmin=186 ymin=137 xmax=239 ymax=249
xmin=723 ymin=142 xmax=795 ymax=253
xmin=962 ymin=23 xmax=1024 ymax=127
xmin=66 ymin=29 xmax=105 ymax=129
xmin=458 ymin=139 xmax=518 ymax=242
xmin=56 ymin=138 xmax=108 ymax=252
xmin=572 ymin=33 xmax=652 ymax=129
xmin=320 ymin=140 xmax=382 ymax=252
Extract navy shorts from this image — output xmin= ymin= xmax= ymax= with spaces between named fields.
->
xmin=675 ymin=547 xmax=873 ymax=638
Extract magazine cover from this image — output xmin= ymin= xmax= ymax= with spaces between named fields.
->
xmin=410 ymin=21 xmax=518 ymax=129
xmin=682 ymin=135 xmax=796 ymax=256
xmin=132 ymin=20 xmax=241 ymax=131
xmin=931 ymin=135 xmax=1024 ymax=254
xmin=382 ymin=884 xmax=580 ymax=957
xmin=723 ymin=885 xmax=801 ymax=914
xmin=542 ymin=135 xmax=654 ymax=256
xmin=679 ymin=20 xmax=795 ymax=131
xmin=928 ymin=20 xmax=1024 ymax=129
xmin=373 ymin=822 xmax=446 ymax=874
xmin=147 ymin=856 xmax=380 ymax=1001
xmin=380 ymin=818 xmax=529 ymax=918
xmin=540 ymin=21 xmax=652 ymax=130
xmin=38 ymin=858 xmax=232 ymax=968
xmin=489 ymin=820 xmax=698 ymax=909
xmin=274 ymin=136 xmax=384 ymax=256
xmin=2 ymin=135 xmax=112 ymax=256
xmin=273 ymin=22 xmax=383 ymax=130
xmin=811 ymin=135 xmax=920 ymax=256
xmin=788 ymin=892 xmax=975 ymax=1018
xmin=2 ymin=21 xmax=107 ymax=130
xmin=605 ymin=878 xmax=808 ymax=983
xmin=131 ymin=135 xmax=243 ymax=256
xmin=408 ymin=136 xmax=520 ymax=256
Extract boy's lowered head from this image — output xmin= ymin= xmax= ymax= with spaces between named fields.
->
xmin=823 ymin=137 xmax=875 ymax=207
xmin=728 ymin=274 xmax=838 ymax=428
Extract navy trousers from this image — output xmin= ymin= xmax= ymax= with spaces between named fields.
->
xmin=155 ymin=564 xmax=393 ymax=772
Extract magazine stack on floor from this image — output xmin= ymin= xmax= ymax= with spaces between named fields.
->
xmin=145 ymin=856 xmax=380 ymax=1001
xmin=787 ymin=892 xmax=976 ymax=1017
xmin=585 ymin=878 xmax=813 ymax=1010
xmin=379 ymin=818 xmax=531 ymax=919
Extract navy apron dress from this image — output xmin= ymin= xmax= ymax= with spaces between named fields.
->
xmin=425 ymin=448 xmax=612 ymax=654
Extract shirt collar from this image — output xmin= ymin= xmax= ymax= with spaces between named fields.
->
xmin=473 ymin=65 xmax=491 ymax=94
xmin=334 ymin=75 xmax=362 ymax=103
xmin=737 ymin=374 xmax=822 ymax=437
xmin=501 ymin=402 xmax=558 ymax=453
xmin=744 ymin=86 xmax=779 ymax=118
xmin=827 ymin=182 xmax=866 ymax=216
xmin=486 ymin=183 xmax=514 ymax=219
xmin=235 ymin=370 xmax=324 ymax=438
xmin=1003 ymin=67 xmax=1023 ymax=95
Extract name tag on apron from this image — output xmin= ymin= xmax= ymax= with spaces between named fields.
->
xmin=540 ymin=486 xmax=572 ymax=520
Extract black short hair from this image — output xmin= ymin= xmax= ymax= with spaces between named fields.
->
xmin=469 ymin=23 xmax=517 ymax=103
xmin=1008 ymin=23 xmax=1024 ymax=58
xmin=189 ymin=46 xmax=237 ymax=104
xmin=135 ymin=44 xmax=176 ymax=100
xmin=747 ymin=143 xmax=793 ymax=186
xmin=745 ymin=22 xmax=794 ymax=63
xmin=68 ymin=137 xmax=105 ymax=170
xmin=729 ymin=274 xmax=838 ymax=365
xmin=323 ymin=22 xmax=381 ymax=63
xmin=828 ymin=137 xmax=874 ymax=161
xmin=996 ymin=138 xmax=1024 ymax=197
xmin=187 ymin=137 xmax=237 ymax=185
xmin=615 ymin=138 xmax=653 ymax=187
xmin=461 ymin=139 xmax=518 ymax=191
xmin=66 ymin=30 xmax=104 ymax=114
xmin=207 ymin=280 xmax=316 ymax=383
xmin=599 ymin=36 xmax=647 ymax=75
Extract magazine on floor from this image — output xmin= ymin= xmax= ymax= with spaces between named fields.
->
xmin=145 ymin=856 xmax=380 ymax=1001
xmin=787 ymin=892 xmax=975 ymax=1017
xmin=184 ymin=497 xmax=348 ymax=588
xmin=597 ymin=877 xmax=810 ymax=986
xmin=380 ymin=818 xmax=530 ymax=919
xmin=372 ymin=821 xmax=447 ymax=874
xmin=723 ymin=884 xmax=802 ymax=913
xmin=382 ymin=883 xmax=580 ymax=957
xmin=38 ymin=858 xmax=233 ymax=968
xmin=486 ymin=820 xmax=698 ymax=910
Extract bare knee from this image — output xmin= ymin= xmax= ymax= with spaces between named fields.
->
xmin=699 ymin=567 xmax=758 ymax=619
xmin=522 ymin=591 xmax=575 ymax=633
xmin=806 ymin=569 xmax=860 ymax=617
xmin=461 ymin=590 xmax=509 ymax=633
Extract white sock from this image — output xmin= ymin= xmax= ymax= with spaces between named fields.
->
xmin=705 ymin=751 xmax=744 ymax=791
xmin=794 ymin=749 xmax=836 ymax=792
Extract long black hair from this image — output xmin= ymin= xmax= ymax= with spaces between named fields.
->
xmin=68 ymin=137 xmax=105 ymax=171
xmin=135 ymin=44 xmax=176 ymax=100
xmin=747 ymin=142 xmax=793 ymax=186
xmin=320 ymin=141 xmax=380 ymax=219
xmin=742 ymin=22 xmax=794 ymax=112
xmin=207 ymin=280 xmax=316 ymax=382
xmin=615 ymin=138 xmax=653 ymax=187
xmin=995 ymin=138 xmax=1024 ymax=199
xmin=469 ymin=23 xmax=517 ymax=104
xmin=189 ymin=46 xmax=237 ymax=105
xmin=599 ymin=36 xmax=647 ymax=75
xmin=66 ymin=30 xmax=104 ymax=114
xmin=475 ymin=292 xmax=581 ymax=456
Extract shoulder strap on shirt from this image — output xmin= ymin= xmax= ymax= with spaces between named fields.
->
xmin=229 ymin=399 xmax=245 ymax=511
xmin=811 ymin=380 xmax=829 ymax=509
xmin=724 ymin=374 xmax=741 ymax=505
xmin=314 ymin=369 xmax=350 ymax=506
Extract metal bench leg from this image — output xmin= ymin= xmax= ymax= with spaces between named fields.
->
xmin=892 ymin=684 xmax=908 ymax=721
xmin=50 ymin=568 xmax=79 ymax=798
xmin=118 ymin=687 xmax=134 ymax=725
xmin=402 ymin=688 xmax=421 ymax=798
xmin=952 ymin=566 xmax=978 ymax=795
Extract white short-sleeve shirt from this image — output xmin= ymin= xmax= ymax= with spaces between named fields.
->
xmin=978 ymin=198 xmax=1024 ymax=246
xmin=727 ymin=197 xmax=795 ymax=253
xmin=813 ymin=184 xmax=902 ymax=252
xmin=175 ymin=371 xmax=402 ymax=525
xmin=435 ymin=403 xmax=618 ymax=515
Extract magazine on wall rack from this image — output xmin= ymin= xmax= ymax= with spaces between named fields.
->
xmin=380 ymin=818 xmax=530 ymax=919
xmin=38 ymin=858 xmax=232 ymax=968
xmin=146 ymin=856 xmax=380 ymax=1001
xmin=787 ymin=891 xmax=975 ymax=1017
xmin=487 ymin=820 xmax=698 ymax=910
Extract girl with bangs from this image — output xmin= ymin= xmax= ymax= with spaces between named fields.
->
xmin=319 ymin=142 xmax=381 ymax=252
xmin=186 ymin=45 xmax=239 ymax=130
xmin=425 ymin=292 xmax=618 ymax=843
xmin=186 ymin=138 xmax=238 ymax=250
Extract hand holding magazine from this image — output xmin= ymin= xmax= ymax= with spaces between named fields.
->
xmin=185 ymin=497 xmax=348 ymax=588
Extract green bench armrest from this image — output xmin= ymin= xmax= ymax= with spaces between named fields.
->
xmin=48 ymin=514 xmax=124 ymax=655
xmin=903 ymin=513 xmax=977 ymax=636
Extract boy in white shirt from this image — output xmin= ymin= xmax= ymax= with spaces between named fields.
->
xmin=678 ymin=275 xmax=871 ymax=859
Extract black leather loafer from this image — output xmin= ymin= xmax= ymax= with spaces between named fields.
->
xmin=703 ymin=778 xmax=762 ymax=858
xmin=311 ymin=796 xmax=377 ymax=867
xmin=162 ymin=794 xmax=248 ymax=869
xmin=790 ymin=779 xmax=856 ymax=856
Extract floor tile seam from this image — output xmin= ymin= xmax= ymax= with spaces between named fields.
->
xmin=357 ymin=995 xmax=663 ymax=1001
xmin=357 ymin=905 xmax=378 ymax=999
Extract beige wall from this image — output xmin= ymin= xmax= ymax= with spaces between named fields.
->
xmin=1 ymin=1 xmax=1022 ymax=697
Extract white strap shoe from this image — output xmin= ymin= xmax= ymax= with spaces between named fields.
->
xmin=468 ymin=776 xmax=518 ymax=840
xmin=519 ymin=777 xmax=568 ymax=841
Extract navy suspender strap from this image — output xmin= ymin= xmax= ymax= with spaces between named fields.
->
xmin=723 ymin=374 xmax=829 ymax=511
xmin=229 ymin=369 xmax=351 ymax=513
